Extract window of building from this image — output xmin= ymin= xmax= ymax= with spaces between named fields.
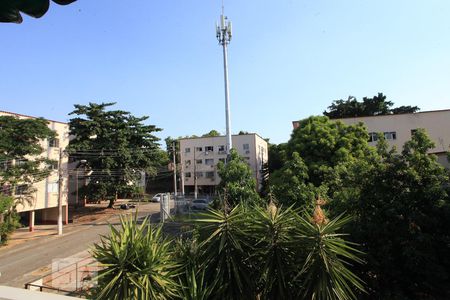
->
xmin=368 ymin=132 xmax=378 ymax=142
xmin=384 ymin=132 xmax=397 ymax=140
xmin=185 ymin=160 xmax=191 ymax=167
xmin=185 ymin=172 xmax=191 ymax=178
xmin=205 ymin=146 xmax=213 ymax=152
xmin=243 ymin=144 xmax=249 ymax=150
xmin=15 ymin=184 xmax=28 ymax=195
xmin=196 ymin=147 xmax=203 ymax=152
xmin=48 ymin=137 xmax=59 ymax=148
xmin=219 ymin=158 xmax=226 ymax=163
xmin=205 ymin=171 xmax=214 ymax=178
xmin=50 ymin=160 xmax=59 ymax=170
xmin=196 ymin=159 xmax=202 ymax=164
xmin=205 ymin=159 xmax=214 ymax=165
xmin=3 ymin=160 xmax=13 ymax=170
xmin=218 ymin=145 xmax=225 ymax=153
xmin=185 ymin=148 xmax=191 ymax=153
xmin=47 ymin=182 xmax=59 ymax=193
xmin=195 ymin=171 xmax=203 ymax=178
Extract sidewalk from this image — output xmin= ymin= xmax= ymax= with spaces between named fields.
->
xmin=1 ymin=200 xmax=156 ymax=250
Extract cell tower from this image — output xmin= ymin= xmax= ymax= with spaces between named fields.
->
xmin=216 ymin=5 xmax=233 ymax=156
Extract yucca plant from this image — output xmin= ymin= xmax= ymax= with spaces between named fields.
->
xmin=294 ymin=212 xmax=366 ymax=300
xmin=194 ymin=205 xmax=257 ymax=299
xmin=250 ymin=202 xmax=299 ymax=299
xmin=91 ymin=215 xmax=180 ymax=300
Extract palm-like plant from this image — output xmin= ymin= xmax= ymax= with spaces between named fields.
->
xmin=250 ymin=203 xmax=300 ymax=299
xmin=91 ymin=215 xmax=179 ymax=300
xmin=294 ymin=213 xmax=366 ymax=300
xmin=194 ymin=205 xmax=257 ymax=299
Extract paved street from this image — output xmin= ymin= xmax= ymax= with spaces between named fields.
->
xmin=0 ymin=202 xmax=161 ymax=288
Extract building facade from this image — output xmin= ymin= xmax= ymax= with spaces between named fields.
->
xmin=0 ymin=111 xmax=70 ymax=231
xmin=179 ymin=134 xmax=268 ymax=195
xmin=293 ymin=109 xmax=450 ymax=168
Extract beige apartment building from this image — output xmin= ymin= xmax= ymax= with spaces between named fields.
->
xmin=293 ymin=109 xmax=450 ymax=168
xmin=179 ymin=134 xmax=268 ymax=195
xmin=0 ymin=111 xmax=69 ymax=231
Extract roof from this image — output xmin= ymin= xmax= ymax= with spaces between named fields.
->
xmin=178 ymin=133 xmax=267 ymax=141
xmin=0 ymin=110 xmax=68 ymax=125
xmin=331 ymin=108 xmax=450 ymax=121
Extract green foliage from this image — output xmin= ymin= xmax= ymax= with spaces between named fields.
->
xmin=324 ymin=93 xmax=420 ymax=119
xmin=0 ymin=0 xmax=76 ymax=23
xmin=191 ymin=204 xmax=365 ymax=299
xmin=202 ymin=130 xmax=221 ymax=137
xmin=216 ymin=149 xmax=260 ymax=207
xmin=91 ymin=215 xmax=179 ymax=300
xmin=68 ymin=102 xmax=163 ymax=207
xmin=94 ymin=204 xmax=364 ymax=300
xmin=329 ymin=129 xmax=450 ymax=299
xmin=287 ymin=116 xmax=372 ymax=186
xmin=0 ymin=115 xmax=55 ymax=243
xmin=0 ymin=195 xmax=20 ymax=244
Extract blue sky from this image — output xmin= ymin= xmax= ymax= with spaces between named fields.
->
xmin=1 ymin=0 xmax=450 ymax=145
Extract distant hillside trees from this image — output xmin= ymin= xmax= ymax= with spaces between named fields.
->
xmin=324 ymin=93 xmax=420 ymax=119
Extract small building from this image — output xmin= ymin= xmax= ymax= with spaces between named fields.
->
xmin=0 ymin=111 xmax=70 ymax=231
xmin=293 ymin=109 xmax=450 ymax=168
xmin=179 ymin=133 xmax=268 ymax=195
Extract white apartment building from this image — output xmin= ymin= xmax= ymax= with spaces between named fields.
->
xmin=293 ymin=109 xmax=450 ymax=168
xmin=0 ymin=111 xmax=70 ymax=231
xmin=179 ymin=134 xmax=268 ymax=195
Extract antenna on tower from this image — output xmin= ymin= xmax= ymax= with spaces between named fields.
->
xmin=216 ymin=1 xmax=233 ymax=157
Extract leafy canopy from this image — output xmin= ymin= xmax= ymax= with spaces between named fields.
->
xmin=67 ymin=102 xmax=163 ymax=207
xmin=216 ymin=149 xmax=260 ymax=207
xmin=324 ymin=93 xmax=419 ymax=119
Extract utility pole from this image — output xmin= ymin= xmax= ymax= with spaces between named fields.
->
xmin=172 ymin=141 xmax=177 ymax=197
xmin=216 ymin=6 xmax=233 ymax=157
xmin=57 ymin=149 xmax=64 ymax=235
xmin=194 ymin=149 xmax=198 ymax=199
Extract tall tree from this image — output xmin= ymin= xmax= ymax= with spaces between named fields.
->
xmin=0 ymin=115 xmax=56 ymax=242
xmin=0 ymin=0 xmax=76 ymax=23
xmin=216 ymin=149 xmax=260 ymax=207
xmin=329 ymin=130 xmax=450 ymax=299
xmin=324 ymin=93 xmax=419 ymax=118
xmin=67 ymin=102 xmax=163 ymax=208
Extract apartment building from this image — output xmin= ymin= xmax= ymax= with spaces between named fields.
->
xmin=179 ymin=134 xmax=268 ymax=195
xmin=0 ymin=111 xmax=70 ymax=231
xmin=292 ymin=109 xmax=450 ymax=168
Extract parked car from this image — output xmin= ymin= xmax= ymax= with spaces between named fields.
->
xmin=151 ymin=193 xmax=163 ymax=202
xmin=191 ymin=199 xmax=209 ymax=210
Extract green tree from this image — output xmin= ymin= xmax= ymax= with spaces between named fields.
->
xmin=286 ymin=116 xmax=373 ymax=187
xmin=331 ymin=130 xmax=450 ymax=299
xmin=0 ymin=0 xmax=76 ymax=23
xmin=324 ymin=93 xmax=419 ymax=119
xmin=216 ymin=149 xmax=260 ymax=207
xmin=67 ymin=102 xmax=163 ymax=208
xmin=201 ymin=130 xmax=220 ymax=137
xmin=0 ymin=115 xmax=56 ymax=243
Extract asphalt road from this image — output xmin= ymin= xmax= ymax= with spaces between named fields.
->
xmin=0 ymin=202 xmax=161 ymax=288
